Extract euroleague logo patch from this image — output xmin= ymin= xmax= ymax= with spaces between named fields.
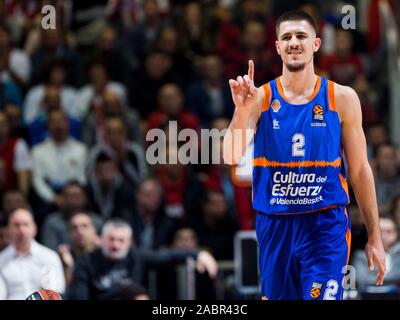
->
xmin=310 ymin=282 xmax=322 ymax=299
xmin=312 ymin=105 xmax=324 ymax=121
xmin=271 ymin=99 xmax=281 ymax=112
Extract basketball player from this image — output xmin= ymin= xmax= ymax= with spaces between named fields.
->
xmin=223 ymin=10 xmax=386 ymax=300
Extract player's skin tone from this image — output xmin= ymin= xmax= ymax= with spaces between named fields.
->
xmin=223 ymin=19 xmax=386 ymax=286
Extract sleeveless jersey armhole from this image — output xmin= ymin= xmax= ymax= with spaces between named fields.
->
xmin=261 ymin=83 xmax=271 ymax=112
xmin=328 ymin=80 xmax=342 ymax=123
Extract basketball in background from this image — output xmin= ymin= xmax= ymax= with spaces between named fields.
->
xmin=26 ymin=290 xmax=63 ymax=300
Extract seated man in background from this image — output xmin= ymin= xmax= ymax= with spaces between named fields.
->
xmin=0 ymin=209 xmax=65 ymax=299
xmin=41 ymin=181 xmax=103 ymax=251
xmin=353 ymin=217 xmax=400 ymax=295
xmin=67 ymin=218 xmax=217 ymax=300
xmin=31 ymin=109 xmax=87 ymax=220
xmin=156 ymin=227 xmax=217 ymax=300
xmin=58 ymin=212 xmax=101 ymax=287
xmin=87 ymin=152 xmax=136 ymax=221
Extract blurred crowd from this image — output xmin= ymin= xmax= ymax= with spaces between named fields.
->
xmin=0 ymin=0 xmax=399 ymax=300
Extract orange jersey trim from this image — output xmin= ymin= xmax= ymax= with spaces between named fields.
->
xmin=253 ymin=157 xmax=342 ymax=168
xmin=276 ymin=76 xmax=321 ymax=103
xmin=262 ymin=83 xmax=271 ymax=112
xmin=339 ymin=173 xmax=349 ymax=200
xmin=328 ymin=80 xmax=336 ymax=111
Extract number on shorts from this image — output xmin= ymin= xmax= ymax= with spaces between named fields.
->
xmin=292 ymin=133 xmax=305 ymax=157
xmin=323 ymin=280 xmax=339 ymax=300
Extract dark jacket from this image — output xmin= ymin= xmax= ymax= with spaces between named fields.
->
xmin=66 ymin=247 xmax=198 ymax=300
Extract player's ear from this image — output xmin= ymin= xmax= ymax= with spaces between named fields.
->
xmin=275 ymin=40 xmax=281 ymax=55
xmin=313 ymin=37 xmax=321 ymax=53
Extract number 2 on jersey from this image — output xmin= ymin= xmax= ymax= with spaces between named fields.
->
xmin=292 ymin=133 xmax=305 ymax=157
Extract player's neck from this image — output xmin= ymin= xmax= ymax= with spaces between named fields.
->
xmin=280 ymin=64 xmax=317 ymax=97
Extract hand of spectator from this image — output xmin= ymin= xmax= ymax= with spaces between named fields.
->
xmin=228 ymin=60 xmax=258 ymax=113
xmin=58 ymin=244 xmax=74 ymax=269
xmin=365 ymin=236 xmax=386 ymax=285
xmin=196 ymin=250 xmax=218 ymax=279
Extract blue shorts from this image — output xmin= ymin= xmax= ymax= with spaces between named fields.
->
xmin=256 ymin=206 xmax=351 ymax=300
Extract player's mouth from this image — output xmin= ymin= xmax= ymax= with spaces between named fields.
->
xmin=288 ymin=50 xmax=302 ymax=55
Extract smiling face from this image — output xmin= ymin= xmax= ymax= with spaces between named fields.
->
xmin=275 ymin=20 xmax=321 ymax=72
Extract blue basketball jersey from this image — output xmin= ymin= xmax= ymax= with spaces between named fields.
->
xmin=252 ymin=76 xmax=350 ymax=215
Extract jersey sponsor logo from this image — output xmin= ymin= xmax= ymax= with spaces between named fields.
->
xmin=271 ymin=99 xmax=281 ymax=112
xmin=270 ymin=171 xmax=327 ymax=206
xmin=310 ymin=282 xmax=322 ymax=299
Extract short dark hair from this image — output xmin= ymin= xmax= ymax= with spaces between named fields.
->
xmin=95 ymin=151 xmax=115 ymax=165
xmin=275 ymin=10 xmax=317 ymax=36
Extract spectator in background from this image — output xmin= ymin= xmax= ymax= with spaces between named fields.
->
xmin=351 ymin=75 xmax=380 ymax=129
xmin=88 ymin=25 xmax=131 ymax=85
xmin=126 ymin=0 xmax=166 ymax=64
xmin=177 ymin=2 xmax=215 ymax=60
xmin=132 ymin=177 xmax=177 ymax=249
xmin=0 ymin=209 xmax=65 ymax=300
xmin=82 ymin=88 xmax=143 ymax=148
xmin=154 ymin=25 xmax=196 ymax=86
xmin=217 ymin=0 xmax=278 ymax=83
xmin=318 ymin=29 xmax=364 ymax=86
xmin=41 ymin=181 xmax=103 ymax=251
xmin=366 ymin=122 xmax=390 ymax=161
xmin=348 ymin=205 xmax=368 ymax=254
xmin=31 ymin=109 xmax=87 ymax=211
xmin=30 ymin=28 xmax=83 ymax=87
xmin=23 ymin=59 xmax=78 ymax=126
xmin=58 ymin=212 xmax=101 ymax=287
xmin=87 ymin=152 xmax=136 ymax=221
xmin=0 ymin=81 xmax=22 ymax=113
xmin=203 ymin=119 xmax=254 ymax=230
xmin=373 ymin=143 xmax=400 ymax=213
xmin=0 ymin=111 xmax=31 ymax=195
xmin=0 ymin=217 xmax=9 ymax=251
xmin=87 ymin=117 xmax=147 ymax=187
xmin=73 ymin=61 xmax=127 ymax=120
xmin=192 ymin=189 xmax=238 ymax=260
xmin=27 ymin=85 xmax=81 ymax=145
xmin=1 ymin=189 xmax=30 ymax=222
xmin=147 ymin=83 xmax=200 ymax=132
xmin=67 ymin=218 xmax=217 ymax=300
xmin=129 ymin=50 xmax=179 ymax=119
xmin=0 ymin=24 xmax=31 ymax=88
xmin=2 ymin=101 xmax=29 ymax=142
xmin=155 ymin=145 xmax=205 ymax=226
xmin=220 ymin=20 xmax=279 ymax=85
xmin=353 ymin=217 xmax=400 ymax=293
xmin=186 ymin=54 xmax=234 ymax=127
xmin=157 ymin=227 xmax=217 ymax=300
xmin=389 ymin=195 xmax=400 ymax=230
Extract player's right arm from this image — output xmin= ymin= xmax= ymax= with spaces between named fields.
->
xmin=223 ymin=60 xmax=265 ymax=165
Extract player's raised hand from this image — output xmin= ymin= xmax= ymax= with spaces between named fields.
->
xmin=229 ymin=60 xmax=258 ymax=112
xmin=365 ymin=237 xmax=386 ymax=285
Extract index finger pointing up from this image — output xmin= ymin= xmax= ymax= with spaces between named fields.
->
xmin=248 ymin=60 xmax=254 ymax=81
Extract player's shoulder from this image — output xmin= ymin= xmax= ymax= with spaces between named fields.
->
xmin=332 ymin=82 xmax=358 ymax=101
xmin=331 ymin=81 xmax=361 ymax=122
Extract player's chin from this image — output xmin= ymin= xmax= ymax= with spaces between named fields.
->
xmin=286 ymin=62 xmax=306 ymax=72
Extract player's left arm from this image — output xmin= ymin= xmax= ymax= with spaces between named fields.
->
xmin=336 ymin=83 xmax=386 ymax=286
